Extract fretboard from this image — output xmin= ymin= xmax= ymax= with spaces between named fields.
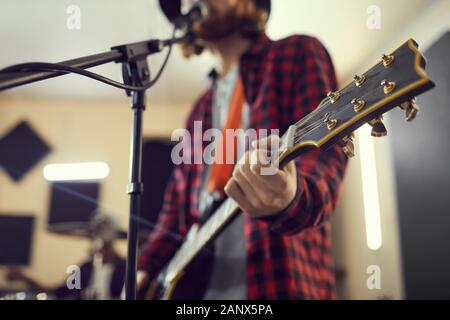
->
xmin=165 ymin=197 xmax=240 ymax=281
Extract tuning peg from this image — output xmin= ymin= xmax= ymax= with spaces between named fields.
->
xmin=323 ymin=112 xmax=338 ymax=130
xmin=368 ymin=116 xmax=387 ymax=137
xmin=327 ymin=91 xmax=340 ymax=104
xmin=400 ymin=99 xmax=420 ymax=122
xmin=326 ymin=118 xmax=338 ymax=130
xmin=381 ymin=54 xmax=395 ymax=67
xmin=351 ymin=98 xmax=366 ymax=113
xmin=353 ymin=74 xmax=366 ymax=87
xmin=406 ymin=102 xmax=420 ymax=122
xmin=381 ymin=79 xmax=396 ymax=94
xmin=343 ymin=132 xmax=355 ymax=141
xmin=341 ymin=134 xmax=355 ymax=158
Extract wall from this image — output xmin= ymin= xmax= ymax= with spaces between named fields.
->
xmin=332 ymin=135 xmax=404 ymax=299
xmin=331 ymin=0 xmax=450 ymax=299
xmin=391 ymin=32 xmax=450 ymax=299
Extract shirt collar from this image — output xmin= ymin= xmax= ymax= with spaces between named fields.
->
xmin=242 ymin=33 xmax=272 ymax=58
xmin=208 ymin=33 xmax=272 ymax=82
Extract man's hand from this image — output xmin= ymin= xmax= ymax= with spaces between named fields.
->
xmin=224 ymin=135 xmax=298 ymax=218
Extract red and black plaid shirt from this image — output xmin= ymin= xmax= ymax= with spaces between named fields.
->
xmin=139 ymin=34 xmax=348 ymax=299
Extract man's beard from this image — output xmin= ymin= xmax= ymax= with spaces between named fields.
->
xmin=192 ymin=4 xmax=243 ymax=41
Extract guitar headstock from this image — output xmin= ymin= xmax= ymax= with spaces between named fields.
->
xmin=280 ymin=38 xmax=435 ymax=164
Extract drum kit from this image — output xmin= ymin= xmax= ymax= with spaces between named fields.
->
xmin=0 ymin=211 xmax=139 ymax=300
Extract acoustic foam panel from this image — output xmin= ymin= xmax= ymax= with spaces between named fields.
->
xmin=0 ymin=215 xmax=35 ymax=266
xmin=0 ymin=121 xmax=51 ymax=182
xmin=47 ymin=182 xmax=100 ymax=226
xmin=141 ymin=140 xmax=175 ymax=227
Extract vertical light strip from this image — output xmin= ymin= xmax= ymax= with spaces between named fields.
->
xmin=358 ymin=125 xmax=383 ymax=251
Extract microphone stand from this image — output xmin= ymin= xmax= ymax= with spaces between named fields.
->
xmin=0 ymin=32 xmax=189 ymax=300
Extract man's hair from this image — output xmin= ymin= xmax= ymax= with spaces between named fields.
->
xmin=180 ymin=0 xmax=268 ymax=58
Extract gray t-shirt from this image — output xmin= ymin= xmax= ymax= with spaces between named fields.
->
xmin=202 ymin=66 xmax=248 ymax=300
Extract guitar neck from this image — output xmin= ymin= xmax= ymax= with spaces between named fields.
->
xmin=166 ymin=197 xmax=241 ymax=280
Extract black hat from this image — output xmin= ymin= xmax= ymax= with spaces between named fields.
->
xmin=254 ymin=0 xmax=271 ymax=15
xmin=159 ymin=0 xmax=271 ymax=23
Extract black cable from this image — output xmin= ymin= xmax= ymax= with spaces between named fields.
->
xmin=1 ymin=63 xmax=148 ymax=91
xmin=146 ymin=26 xmax=177 ymax=87
xmin=0 ymin=26 xmax=178 ymax=92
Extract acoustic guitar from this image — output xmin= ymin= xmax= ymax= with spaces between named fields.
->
xmin=141 ymin=38 xmax=435 ymax=300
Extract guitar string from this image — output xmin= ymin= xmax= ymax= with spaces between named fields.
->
xmin=293 ymin=104 xmax=343 ymax=139
xmin=293 ymin=87 xmax=384 ymax=142
xmin=293 ymin=66 xmax=390 ymax=139
xmin=294 ymin=106 xmax=347 ymax=139
xmin=294 ymin=106 xmax=358 ymax=143
xmin=292 ymin=59 xmax=387 ymax=130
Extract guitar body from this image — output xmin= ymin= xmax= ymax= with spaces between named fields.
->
xmin=142 ymin=198 xmax=221 ymax=300
xmin=143 ymin=243 xmax=214 ymax=300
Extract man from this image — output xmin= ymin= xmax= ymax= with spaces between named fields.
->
xmin=139 ymin=0 xmax=348 ymax=299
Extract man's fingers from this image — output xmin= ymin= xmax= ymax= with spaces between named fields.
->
xmin=238 ymin=163 xmax=280 ymax=201
xmin=251 ymin=134 xmax=281 ymax=151
xmin=232 ymin=167 xmax=263 ymax=210
xmin=225 ymin=137 xmax=297 ymax=217
xmin=224 ymin=179 xmax=257 ymax=214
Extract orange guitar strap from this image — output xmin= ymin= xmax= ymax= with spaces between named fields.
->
xmin=207 ymin=75 xmax=245 ymax=195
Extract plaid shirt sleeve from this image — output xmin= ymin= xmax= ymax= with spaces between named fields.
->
xmin=263 ymin=37 xmax=348 ymax=236
xmin=138 ymin=165 xmax=187 ymax=279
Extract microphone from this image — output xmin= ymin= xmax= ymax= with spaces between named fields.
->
xmin=159 ymin=0 xmax=209 ymax=30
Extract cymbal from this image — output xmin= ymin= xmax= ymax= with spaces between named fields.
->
xmin=46 ymin=222 xmax=128 ymax=240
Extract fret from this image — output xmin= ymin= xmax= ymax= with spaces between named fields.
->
xmin=211 ymin=210 xmax=221 ymax=233
xmin=197 ymin=222 xmax=210 ymax=246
